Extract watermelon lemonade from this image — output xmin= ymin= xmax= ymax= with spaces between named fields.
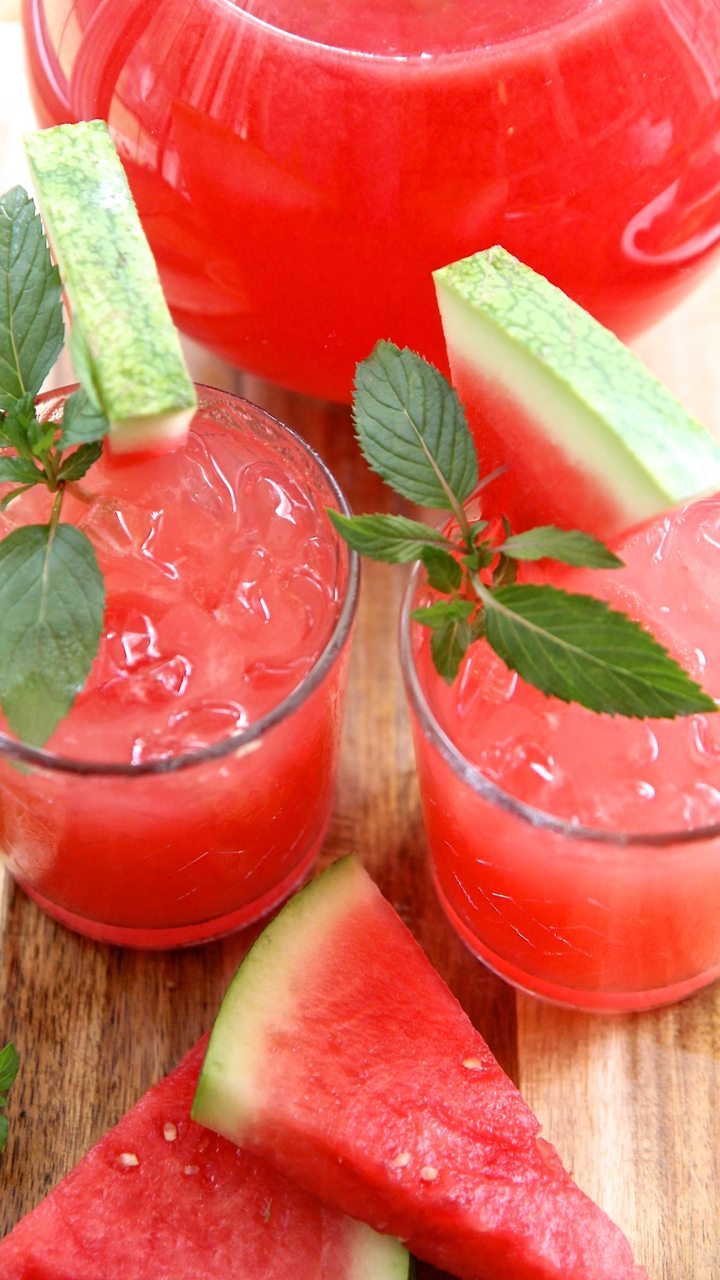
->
xmin=402 ymin=496 xmax=720 ymax=1012
xmin=0 ymin=386 xmax=357 ymax=947
xmin=22 ymin=0 xmax=720 ymax=399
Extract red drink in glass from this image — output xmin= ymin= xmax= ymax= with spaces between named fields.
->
xmin=0 ymin=386 xmax=357 ymax=947
xmin=22 ymin=0 xmax=720 ymax=400
xmin=401 ymin=496 xmax=720 ymax=1012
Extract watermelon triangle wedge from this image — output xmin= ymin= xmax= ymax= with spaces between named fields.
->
xmin=0 ymin=1037 xmax=410 ymax=1279
xmin=193 ymin=857 xmax=648 ymax=1280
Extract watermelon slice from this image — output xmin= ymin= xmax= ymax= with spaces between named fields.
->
xmin=23 ymin=122 xmax=197 ymax=456
xmin=193 ymin=858 xmax=647 ymax=1280
xmin=0 ymin=1037 xmax=410 ymax=1279
xmin=433 ymin=246 xmax=720 ymax=539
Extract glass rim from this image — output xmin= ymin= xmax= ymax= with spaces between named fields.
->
xmin=0 ymin=383 xmax=359 ymax=778
xmin=399 ymin=561 xmax=720 ymax=850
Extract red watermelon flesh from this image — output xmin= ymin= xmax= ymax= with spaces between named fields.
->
xmin=444 ymin=352 xmax=628 ymax=538
xmin=0 ymin=1037 xmax=409 ymax=1279
xmin=194 ymin=858 xmax=648 ymax=1280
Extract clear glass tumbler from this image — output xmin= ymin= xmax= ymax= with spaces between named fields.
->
xmin=0 ymin=386 xmax=358 ymax=947
xmin=400 ymin=545 xmax=720 ymax=1014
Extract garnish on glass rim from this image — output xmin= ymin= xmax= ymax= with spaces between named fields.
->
xmin=0 ymin=1041 xmax=19 ymax=1155
xmin=23 ymin=122 xmax=196 ymax=456
xmin=0 ymin=122 xmax=197 ymax=748
xmin=330 ymin=341 xmax=717 ymax=719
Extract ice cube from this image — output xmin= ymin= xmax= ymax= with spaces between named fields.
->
xmin=131 ymin=699 xmax=250 ymax=764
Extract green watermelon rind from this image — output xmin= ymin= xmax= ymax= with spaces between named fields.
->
xmin=193 ymin=857 xmax=359 ymax=1138
xmin=433 ymin=246 xmax=720 ymax=524
xmin=193 ymin=857 xmax=412 ymax=1280
xmin=24 ymin=121 xmax=196 ymax=451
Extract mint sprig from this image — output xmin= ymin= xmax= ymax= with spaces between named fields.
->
xmin=0 ymin=1042 xmax=19 ymax=1154
xmin=0 ymin=186 xmax=108 ymax=746
xmin=332 ymin=342 xmax=716 ymax=719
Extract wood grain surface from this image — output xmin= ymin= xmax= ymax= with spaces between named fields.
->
xmin=1 ymin=20 xmax=720 ymax=1278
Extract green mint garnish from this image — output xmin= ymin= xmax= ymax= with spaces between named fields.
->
xmin=332 ymin=341 xmax=717 ymax=719
xmin=0 ymin=186 xmax=108 ymax=746
xmin=0 ymin=1041 xmax=19 ymax=1154
xmin=353 ymin=339 xmax=478 ymax=508
xmin=497 ymin=526 xmax=623 ymax=568
xmin=328 ymin=511 xmax=451 ymax=563
xmin=0 ymin=187 xmax=64 ymax=409
xmin=0 ymin=522 xmax=105 ymax=745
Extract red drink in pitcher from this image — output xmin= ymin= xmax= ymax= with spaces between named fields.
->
xmin=22 ymin=0 xmax=720 ymax=400
xmin=402 ymin=495 xmax=720 ymax=1012
xmin=0 ymin=386 xmax=357 ymax=947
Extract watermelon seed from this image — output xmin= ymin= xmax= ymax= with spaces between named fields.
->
xmin=420 ymin=1166 xmax=439 ymax=1182
xmin=462 ymin=1057 xmax=485 ymax=1070
xmin=163 ymin=1122 xmax=178 ymax=1142
xmin=390 ymin=1152 xmax=411 ymax=1169
xmin=184 ymin=1164 xmax=200 ymax=1175
xmin=118 ymin=1152 xmax=139 ymax=1168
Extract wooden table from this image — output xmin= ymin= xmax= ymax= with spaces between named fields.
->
xmin=1 ymin=19 xmax=719 ymax=1277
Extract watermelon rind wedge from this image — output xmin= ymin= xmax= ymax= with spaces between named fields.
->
xmin=433 ymin=246 xmax=720 ymax=538
xmin=23 ymin=121 xmax=196 ymax=455
xmin=0 ymin=1037 xmax=411 ymax=1280
xmin=193 ymin=856 xmax=648 ymax=1280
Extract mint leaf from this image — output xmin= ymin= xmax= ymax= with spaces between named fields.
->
xmin=482 ymin=583 xmax=717 ymax=718
xmin=327 ymin=510 xmax=451 ymax=562
xmin=491 ymin=553 xmax=518 ymax=589
xmin=431 ymin=613 xmax=482 ymax=683
xmin=412 ymin=598 xmax=475 ymax=629
xmin=421 ymin=546 xmax=462 ymax=593
xmin=59 ymin=388 xmax=109 ymax=447
xmin=0 ymin=1042 xmax=19 ymax=1155
xmin=353 ymin=342 xmax=477 ymax=508
xmin=0 ymin=1041 xmax=19 ymax=1097
xmin=499 ymin=526 xmax=624 ymax=568
xmin=0 ymin=393 xmax=39 ymax=459
xmin=0 ymin=523 xmax=105 ymax=745
xmin=0 ymin=456 xmax=42 ymax=486
xmin=0 ymin=187 xmax=63 ymax=410
xmin=467 ymin=541 xmax=496 ymax=571
xmin=56 ymin=442 xmax=103 ymax=484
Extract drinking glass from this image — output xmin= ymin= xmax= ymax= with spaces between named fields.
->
xmin=400 ymin=548 xmax=720 ymax=1013
xmin=0 ymin=386 xmax=358 ymax=947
